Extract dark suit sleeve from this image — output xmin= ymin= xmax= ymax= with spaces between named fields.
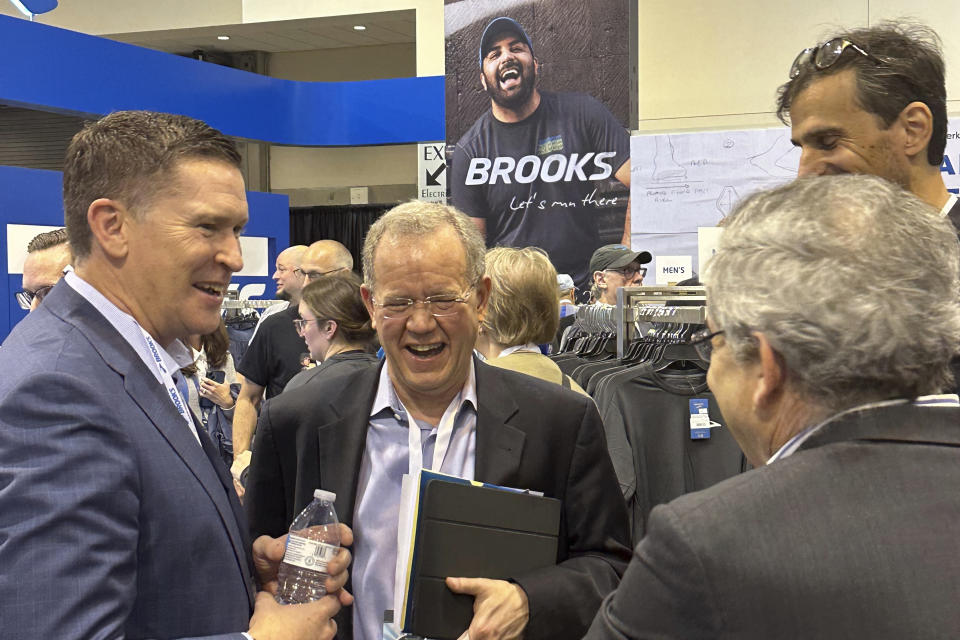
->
xmin=583 ymin=503 xmax=719 ymax=640
xmin=246 ymin=399 xmax=292 ymax=540
xmin=515 ymin=396 xmax=633 ymax=640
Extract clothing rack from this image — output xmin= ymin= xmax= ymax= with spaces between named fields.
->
xmin=221 ymin=299 xmax=284 ymax=309
xmin=615 ymin=286 xmax=706 ymax=359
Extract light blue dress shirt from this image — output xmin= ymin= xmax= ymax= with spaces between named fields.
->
xmin=351 ymin=362 xmax=478 ymax=640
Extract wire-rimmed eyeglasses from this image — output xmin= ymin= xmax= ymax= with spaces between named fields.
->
xmin=372 ymin=288 xmax=476 ymax=320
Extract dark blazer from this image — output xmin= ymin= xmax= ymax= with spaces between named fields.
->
xmin=947 ymin=196 xmax=960 ymax=234
xmin=584 ymin=402 xmax=960 ymax=639
xmin=0 ymin=281 xmax=255 ymax=639
xmin=247 ymin=358 xmax=632 ymax=640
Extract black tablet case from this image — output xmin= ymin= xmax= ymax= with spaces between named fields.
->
xmin=404 ymin=478 xmax=562 ymax=639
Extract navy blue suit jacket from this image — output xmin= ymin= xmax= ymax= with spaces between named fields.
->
xmin=0 ymin=281 xmax=255 ymax=639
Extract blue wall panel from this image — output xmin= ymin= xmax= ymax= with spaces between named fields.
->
xmin=0 ymin=165 xmax=289 ymax=342
xmin=0 ymin=15 xmax=444 ymax=146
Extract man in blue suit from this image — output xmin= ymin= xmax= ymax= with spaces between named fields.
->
xmin=0 ymin=111 xmax=350 ymax=639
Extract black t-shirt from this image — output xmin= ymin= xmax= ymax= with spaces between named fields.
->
xmin=451 ymin=91 xmax=630 ymax=291
xmin=237 ymin=306 xmax=305 ymax=399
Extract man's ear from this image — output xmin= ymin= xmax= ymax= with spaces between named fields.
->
xmin=87 ymin=198 xmax=130 ymax=260
xmin=360 ymin=284 xmax=377 ymax=330
xmin=474 ymin=275 xmax=493 ymax=323
xmin=480 ymin=72 xmax=488 ymax=92
xmin=752 ymin=332 xmax=786 ymax=410
xmin=593 ymin=271 xmax=607 ymax=290
xmin=898 ymin=101 xmax=934 ymax=161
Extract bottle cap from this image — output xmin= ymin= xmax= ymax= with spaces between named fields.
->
xmin=314 ymin=489 xmax=337 ymax=502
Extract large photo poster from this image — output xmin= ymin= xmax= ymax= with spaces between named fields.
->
xmin=445 ymin=0 xmax=631 ymax=297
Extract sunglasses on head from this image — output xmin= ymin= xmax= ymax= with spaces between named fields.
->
xmin=789 ymin=38 xmax=885 ymax=79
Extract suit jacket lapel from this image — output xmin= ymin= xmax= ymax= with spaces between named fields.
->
xmin=947 ymin=198 xmax=960 ymax=236
xmin=315 ymin=364 xmax=382 ymax=526
xmin=473 ymin=360 xmax=527 ymax=485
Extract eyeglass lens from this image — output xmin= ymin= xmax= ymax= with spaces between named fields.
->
xmin=789 ymin=38 xmax=876 ymax=79
xmin=15 ymin=285 xmax=54 ymax=310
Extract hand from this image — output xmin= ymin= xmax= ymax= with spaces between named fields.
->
xmin=199 ymin=376 xmax=234 ymax=408
xmin=252 ymin=524 xmax=354 ymax=605
xmin=231 ymin=449 xmax=252 ymax=483
xmin=247 ymin=591 xmax=339 ymax=640
xmin=446 ymin=577 xmax=529 ymax=640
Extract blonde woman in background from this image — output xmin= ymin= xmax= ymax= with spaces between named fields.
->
xmin=476 ymin=246 xmax=588 ymax=396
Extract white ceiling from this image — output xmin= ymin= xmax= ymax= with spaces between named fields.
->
xmin=104 ymin=10 xmax=416 ymax=54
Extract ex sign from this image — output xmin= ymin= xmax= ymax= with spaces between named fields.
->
xmin=418 ymin=143 xmax=446 ymax=203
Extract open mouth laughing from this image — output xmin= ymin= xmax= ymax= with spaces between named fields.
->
xmin=406 ymin=343 xmax=446 ymax=359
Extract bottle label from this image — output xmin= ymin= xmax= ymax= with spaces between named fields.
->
xmin=283 ymin=535 xmax=338 ymax=572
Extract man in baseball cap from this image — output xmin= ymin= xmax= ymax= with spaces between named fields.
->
xmin=589 ymin=244 xmax=652 ymax=305
xmin=450 ymin=15 xmax=632 ymax=297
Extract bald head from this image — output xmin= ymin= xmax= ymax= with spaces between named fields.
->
xmin=273 ymin=244 xmax=307 ymax=303
xmin=301 ymin=240 xmax=353 ymax=284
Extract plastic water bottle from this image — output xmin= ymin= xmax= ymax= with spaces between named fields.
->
xmin=276 ymin=489 xmax=341 ymax=604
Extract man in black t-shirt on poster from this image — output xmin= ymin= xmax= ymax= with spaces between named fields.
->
xmin=451 ymin=16 xmax=631 ymax=295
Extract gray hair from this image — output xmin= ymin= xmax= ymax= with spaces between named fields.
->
xmin=362 ymin=200 xmax=486 ymax=292
xmin=703 ymin=175 xmax=960 ymax=410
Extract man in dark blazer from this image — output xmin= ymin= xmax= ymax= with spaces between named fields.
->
xmin=0 ymin=111 xmax=347 ymax=640
xmin=246 ymin=201 xmax=631 ymax=640
xmin=584 ymin=175 xmax=960 ymax=638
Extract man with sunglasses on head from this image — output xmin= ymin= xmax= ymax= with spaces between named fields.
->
xmin=17 ymin=227 xmax=71 ymax=313
xmin=778 ymin=21 xmax=958 ymax=226
xmin=246 ymin=200 xmax=631 ymax=640
xmin=585 ymin=174 xmax=960 ymax=639
xmin=588 ymin=244 xmax=651 ymax=305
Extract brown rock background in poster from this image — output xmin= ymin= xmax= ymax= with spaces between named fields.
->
xmin=444 ymin=0 xmax=630 ymax=143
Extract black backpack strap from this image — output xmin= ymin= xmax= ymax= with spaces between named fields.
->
xmin=561 ymin=374 xmax=571 ymax=389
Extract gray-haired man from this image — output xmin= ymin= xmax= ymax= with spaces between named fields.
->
xmin=585 ymin=175 xmax=960 ymax=639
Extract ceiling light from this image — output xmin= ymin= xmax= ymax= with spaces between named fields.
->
xmin=353 ymin=25 xmax=366 ymax=31
xmin=217 ymin=35 xmax=230 ymax=41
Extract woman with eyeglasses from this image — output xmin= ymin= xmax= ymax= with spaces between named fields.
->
xmin=284 ymin=270 xmax=378 ymax=393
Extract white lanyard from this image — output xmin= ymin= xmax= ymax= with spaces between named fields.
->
xmin=139 ymin=328 xmax=197 ymax=439
xmin=498 ymin=342 xmax=541 ymax=357
xmin=405 ymin=389 xmax=463 ymax=477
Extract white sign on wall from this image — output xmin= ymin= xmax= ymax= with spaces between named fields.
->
xmin=655 ymin=255 xmax=693 ymax=285
xmin=7 ymin=223 xmax=62 ymax=274
xmin=630 ymin=127 xmax=797 ymax=279
xmin=698 ymin=226 xmax=724 ymax=276
xmin=630 ymin=118 xmax=960 ymax=279
xmin=418 ymin=142 xmax=447 ymax=203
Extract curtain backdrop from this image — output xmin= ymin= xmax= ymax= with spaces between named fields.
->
xmin=289 ymin=204 xmax=391 ymax=274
